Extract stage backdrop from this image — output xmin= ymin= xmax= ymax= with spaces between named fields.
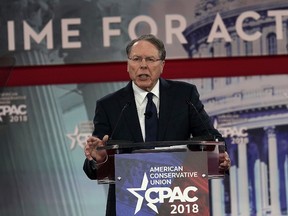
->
xmin=0 ymin=0 xmax=288 ymax=66
xmin=1 ymin=1 xmax=288 ymax=216
xmin=0 ymin=75 xmax=287 ymax=216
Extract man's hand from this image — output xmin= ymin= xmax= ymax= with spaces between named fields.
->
xmin=84 ymin=135 xmax=109 ymax=163
xmin=219 ymin=151 xmax=231 ymax=172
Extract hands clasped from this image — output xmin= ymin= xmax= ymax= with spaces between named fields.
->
xmin=84 ymin=135 xmax=109 ymax=163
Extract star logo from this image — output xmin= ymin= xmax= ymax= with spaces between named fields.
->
xmin=127 ymin=173 xmax=149 ymax=214
xmin=66 ymin=122 xmax=93 ymax=150
xmin=127 ymin=173 xmax=159 ymax=214
xmin=66 ymin=126 xmax=79 ymax=149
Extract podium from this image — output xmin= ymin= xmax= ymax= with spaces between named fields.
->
xmin=97 ymin=138 xmax=225 ymax=215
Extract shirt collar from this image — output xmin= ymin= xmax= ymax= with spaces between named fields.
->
xmin=133 ymin=80 xmax=160 ymax=105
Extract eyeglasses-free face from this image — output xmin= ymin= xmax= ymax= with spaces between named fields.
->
xmin=127 ymin=40 xmax=165 ymax=92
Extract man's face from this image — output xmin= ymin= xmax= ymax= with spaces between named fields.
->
xmin=127 ymin=40 xmax=165 ymax=91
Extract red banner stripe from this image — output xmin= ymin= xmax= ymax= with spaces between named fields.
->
xmin=2 ymin=55 xmax=288 ymax=87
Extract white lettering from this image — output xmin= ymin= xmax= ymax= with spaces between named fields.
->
xmin=183 ymin=186 xmax=198 ymax=202
xmin=169 ymin=187 xmax=186 ymax=202
xmin=128 ymin=15 xmax=157 ymax=39
xmin=62 ymin=18 xmax=81 ymax=48
xmin=103 ymin=17 xmax=121 ymax=47
xmin=207 ymin=13 xmax=232 ymax=42
xmin=24 ymin=20 xmax=53 ymax=50
xmin=2 ymin=9 xmax=288 ymax=52
xmin=0 ymin=105 xmax=27 ymax=116
xmin=236 ymin=11 xmax=261 ymax=41
xmin=145 ymin=186 xmax=198 ymax=204
xmin=165 ymin=14 xmax=187 ymax=44
xmin=268 ymin=10 xmax=288 ymax=40
xmin=219 ymin=127 xmax=248 ymax=137
xmin=8 ymin=21 xmax=15 ymax=51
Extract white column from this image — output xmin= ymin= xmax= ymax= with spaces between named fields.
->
xmin=211 ymin=179 xmax=224 ymax=215
xmin=238 ymin=142 xmax=250 ymax=215
xmin=255 ymin=159 xmax=269 ymax=216
xmin=254 ymin=160 xmax=262 ymax=215
xmin=230 ymin=166 xmax=239 ymax=216
xmin=260 ymin=161 xmax=270 ymax=215
xmin=265 ymin=126 xmax=281 ymax=215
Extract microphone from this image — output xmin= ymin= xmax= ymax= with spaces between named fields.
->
xmin=108 ymin=101 xmax=131 ymax=141
xmin=186 ymin=99 xmax=216 ymax=142
xmin=144 ymin=111 xmax=152 ymax=119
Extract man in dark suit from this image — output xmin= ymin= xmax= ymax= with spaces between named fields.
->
xmin=83 ymin=34 xmax=231 ymax=216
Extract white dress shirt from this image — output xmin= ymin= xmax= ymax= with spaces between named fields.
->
xmin=132 ymin=80 xmax=160 ymax=141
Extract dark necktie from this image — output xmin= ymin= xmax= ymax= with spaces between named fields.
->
xmin=145 ymin=92 xmax=158 ymax=142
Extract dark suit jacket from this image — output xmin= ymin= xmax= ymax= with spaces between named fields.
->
xmin=83 ymin=78 xmax=224 ymax=216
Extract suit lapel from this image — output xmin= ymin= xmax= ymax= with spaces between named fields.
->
xmin=118 ymin=79 xmax=174 ymax=142
xmin=158 ymin=78 xmax=173 ymax=140
xmin=119 ymin=82 xmax=144 ymax=142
